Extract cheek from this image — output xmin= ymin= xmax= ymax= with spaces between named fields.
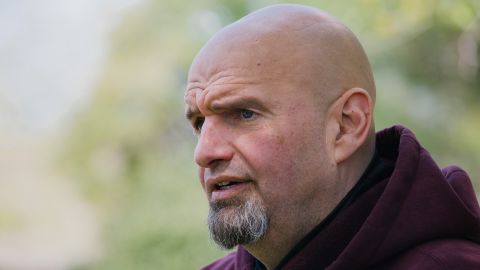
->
xmin=239 ymin=130 xmax=313 ymax=187
xmin=236 ymin=124 xmax=332 ymax=203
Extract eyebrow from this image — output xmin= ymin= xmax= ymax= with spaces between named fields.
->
xmin=185 ymin=107 xmax=200 ymax=122
xmin=210 ymin=97 xmax=267 ymax=112
xmin=185 ymin=96 xmax=269 ymax=121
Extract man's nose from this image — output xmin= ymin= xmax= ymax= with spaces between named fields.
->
xmin=194 ymin=119 xmax=234 ymax=168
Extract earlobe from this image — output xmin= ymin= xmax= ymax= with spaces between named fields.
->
xmin=333 ymin=88 xmax=373 ymax=164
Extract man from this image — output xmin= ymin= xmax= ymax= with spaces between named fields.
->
xmin=184 ymin=4 xmax=480 ymax=270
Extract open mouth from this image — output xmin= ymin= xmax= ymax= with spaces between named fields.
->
xmin=215 ymin=181 xmax=241 ymax=190
xmin=208 ymin=178 xmax=253 ymax=201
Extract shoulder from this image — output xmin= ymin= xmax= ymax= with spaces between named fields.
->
xmin=377 ymin=239 xmax=480 ymax=270
xmin=200 ymin=252 xmax=237 ymax=270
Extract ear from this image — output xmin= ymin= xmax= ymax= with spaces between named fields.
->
xmin=329 ymin=88 xmax=373 ymax=164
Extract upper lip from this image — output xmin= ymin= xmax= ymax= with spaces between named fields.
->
xmin=206 ymin=175 xmax=251 ymax=194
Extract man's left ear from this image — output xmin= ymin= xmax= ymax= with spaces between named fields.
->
xmin=332 ymin=88 xmax=373 ymax=164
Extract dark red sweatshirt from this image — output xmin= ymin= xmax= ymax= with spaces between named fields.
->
xmin=201 ymin=126 xmax=480 ymax=270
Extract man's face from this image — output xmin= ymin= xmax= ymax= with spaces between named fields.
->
xmin=185 ymin=37 xmax=336 ymax=248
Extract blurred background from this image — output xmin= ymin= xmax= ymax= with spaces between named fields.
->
xmin=0 ymin=0 xmax=479 ymax=269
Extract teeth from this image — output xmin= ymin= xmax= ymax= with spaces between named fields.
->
xmin=217 ymin=181 xmax=231 ymax=187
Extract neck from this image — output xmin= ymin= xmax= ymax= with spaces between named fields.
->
xmin=243 ymin=208 xmax=324 ymax=269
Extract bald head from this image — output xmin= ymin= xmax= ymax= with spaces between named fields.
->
xmin=188 ymin=4 xmax=376 ymax=111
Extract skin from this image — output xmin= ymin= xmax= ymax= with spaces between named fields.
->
xmin=185 ymin=4 xmax=376 ymax=269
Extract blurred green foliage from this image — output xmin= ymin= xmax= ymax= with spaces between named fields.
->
xmin=59 ymin=0 xmax=480 ymax=269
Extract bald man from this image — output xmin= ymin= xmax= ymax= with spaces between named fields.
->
xmin=185 ymin=4 xmax=480 ymax=270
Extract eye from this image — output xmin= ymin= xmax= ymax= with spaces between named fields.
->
xmin=240 ymin=109 xmax=255 ymax=120
xmin=193 ymin=117 xmax=205 ymax=131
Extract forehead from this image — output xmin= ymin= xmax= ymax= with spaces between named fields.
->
xmin=187 ymin=19 xmax=309 ymax=83
xmin=189 ymin=40 xmax=277 ymax=82
xmin=185 ymin=40 xmax=289 ymax=107
xmin=184 ymin=61 xmax=279 ymax=119
xmin=183 ymin=21 xmax=326 ymax=120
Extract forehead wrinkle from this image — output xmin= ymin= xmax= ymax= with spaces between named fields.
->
xmin=202 ymin=79 xmax=262 ymax=114
xmin=206 ymin=66 xmax=256 ymax=85
xmin=185 ymin=71 xmax=256 ymax=120
xmin=202 ymin=85 xmax=237 ymax=112
xmin=185 ymin=84 xmax=203 ymax=102
xmin=184 ymin=83 xmax=202 ymax=109
xmin=206 ymin=69 xmax=236 ymax=86
xmin=202 ymin=66 xmax=258 ymax=98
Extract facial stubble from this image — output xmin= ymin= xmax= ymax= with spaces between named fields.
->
xmin=208 ymin=196 xmax=268 ymax=249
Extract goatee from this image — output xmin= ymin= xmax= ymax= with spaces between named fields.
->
xmin=208 ymin=197 xmax=268 ymax=249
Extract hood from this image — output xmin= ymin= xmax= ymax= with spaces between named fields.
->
xmin=279 ymin=125 xmax=480 ymax=269
xmin=326 ymin=125 xmax=480 ymax=269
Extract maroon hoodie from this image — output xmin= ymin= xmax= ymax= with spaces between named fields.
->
xmin=201 ymin=126 xmax=480 ymax=270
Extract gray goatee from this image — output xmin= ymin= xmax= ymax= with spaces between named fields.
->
xmin=208 ymin=197 xmax=268 ymax=249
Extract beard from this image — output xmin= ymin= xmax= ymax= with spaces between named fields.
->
xmin=208 ymin=196 xmax=268 ymax=249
